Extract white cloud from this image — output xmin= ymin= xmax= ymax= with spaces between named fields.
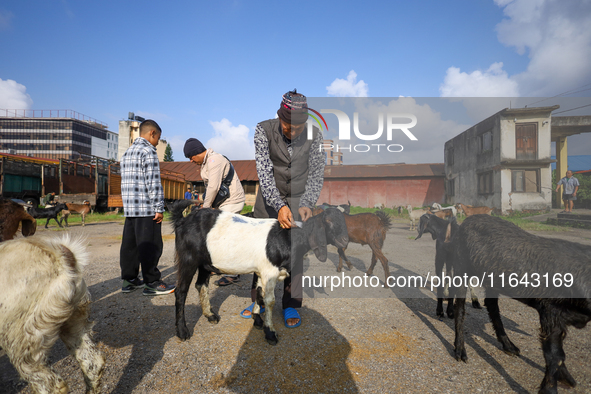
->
xmin=0 ymin=78 xmax=33 ymax=109
xmin=321 ymin=97 xmax=470 ymax=165
xmin=440 ymin=0 xmax=591 ymax=97
xmin=0 ymin=10 xmax=13 ymax=30
xmin=440 ymin=62 xmax=519 ymax=97
xmin=326 ymin=70 xmax=369 ymax=97
xmin=207 ymin=118 xmax=254 ymax=160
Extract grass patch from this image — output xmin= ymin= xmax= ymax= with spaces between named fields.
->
xmin=36 ymin=211 xmax=126 ymax=226
xmin=499 ymin=216 xmax=568 ymax=232
xmin=241 ymin=205 xmax=253 ymax=214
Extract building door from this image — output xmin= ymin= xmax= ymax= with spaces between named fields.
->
xmin=516 ymin=123 xmax=537 ymax=160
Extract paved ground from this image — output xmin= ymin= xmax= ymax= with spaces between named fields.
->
xmin=1 ymin=215 xmax=591 ymax=393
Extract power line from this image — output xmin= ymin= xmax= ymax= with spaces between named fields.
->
xmin=553 ymin=103 xmax=591 ymax=114
xmin=526 ymin=83 xmax=591 ymax=106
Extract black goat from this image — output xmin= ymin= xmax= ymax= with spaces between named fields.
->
xmin=29 ymin=203 xmax=68 ymax=228
xmin=415 ymin=213 xmax=481 ymax=318
xmin=171 ymin=202 xmax=348 ymax=345
xmin=451 ymin=214 xmax=591 ymax=394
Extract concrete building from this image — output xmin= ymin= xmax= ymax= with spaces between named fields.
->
xmin=0 ymin=109 xmax=116 ymax=161
xmin=445 ymin=106 xmax=591 ymax=213
xmin=118 ymin=115 xmax=168 ymax=161
xmin=92 ymin=130 xmax=119 ymax=161
xmin=445 ymin=106 xmax=559 ymax=213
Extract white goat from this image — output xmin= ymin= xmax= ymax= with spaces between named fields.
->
xmin=0 ymin=236 xmax=104 ymax=394
xmin=407 ymin=205 xmax=427 ymax=231
xmin=431 ymin=202 xmax=457 ymax=218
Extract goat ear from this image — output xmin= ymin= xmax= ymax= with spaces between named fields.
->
xmin=415 ymin=215 xmax=428 ymax=240
xmin=21 ymin=218 xmax=37 ymax=237
xmin=308 ymin=216 xmax=328 ymax=262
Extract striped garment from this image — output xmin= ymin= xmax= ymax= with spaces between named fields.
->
xmin=120 ymin=137 xmax=164 ymax=217
xmin=254 ymin=123 xmax=324 ymax=212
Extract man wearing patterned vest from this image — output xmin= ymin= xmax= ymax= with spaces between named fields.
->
xmin=240 ymin=90 xmax=325 ymax=328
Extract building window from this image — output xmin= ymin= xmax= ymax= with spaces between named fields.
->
xmin=512 ymin=169 xmax=539 ymax=192
xmin=516 ymin=123 xmax=537 ymax=160
xmin=479 ymin=130 xmax=492 ymax=153
xmin=446 ymin=147 xmax=454 ymax=167
xmin=478 ymin=171 xmax=493 ymax=195
xmin=446 ymin=179 xmax=455 ymax=197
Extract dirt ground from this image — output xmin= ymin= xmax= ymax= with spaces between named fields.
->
xmin=1 ymin=216 xmax=591 ymax=394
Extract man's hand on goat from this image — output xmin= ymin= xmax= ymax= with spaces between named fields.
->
xmin=299 ymin=207 xmax=312 ymax=222
xmin=278 ymin=206 xmax=296 ymax=229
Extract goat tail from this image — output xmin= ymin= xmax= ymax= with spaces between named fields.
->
xmin=170 ymin=200 xmax=194 ymax=233
xmin=375 ymin=210 xmax=392 ymax=230
xmin=19 ymin=235 xmax=91 ymax=350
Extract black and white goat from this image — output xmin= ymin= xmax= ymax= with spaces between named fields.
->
xmin=0 ymin=235 xmax=104 ymax=393
xmin=451 ymin=214 xmax=591 ymax=394
xmin=171 ymin=203 xmax=348 ymax=345
xmin=415 ymin=213 xmax=481 ymax=318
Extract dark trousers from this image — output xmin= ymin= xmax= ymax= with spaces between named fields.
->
xmin=251 ymin=198 xmax=302 ymax=309
xmin=120 ymin=216 xmax=163 ymax=284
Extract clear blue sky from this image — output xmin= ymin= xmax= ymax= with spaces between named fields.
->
xmin=1 ymin=0 xmax=590 ymax=162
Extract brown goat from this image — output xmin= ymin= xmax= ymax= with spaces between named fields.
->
xmin=428 ymin=207 xmax=453 ymax=219
xmin=335 ymin=211 xmax=393 ymax=286
xmin=60 ymin=201 xmax=92 ymax=227
xmin=0 ymin=198 xmax=37 ymax=242
xmin=455 ymin=203 xmax=493 ymax=217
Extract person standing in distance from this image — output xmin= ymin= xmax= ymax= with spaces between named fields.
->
xmin=119 ymin=119 xmax=176 ymax=296
xmin=556 ymin=170 xmax=580 ymax=213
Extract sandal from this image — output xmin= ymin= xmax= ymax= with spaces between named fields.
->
xmin=240 ymin=302 xmax=265 ymax=318
xmin=283 ymin=307 xmax=301 ymax=328
xmin=215 ymin=275 xmax=240 ymax=286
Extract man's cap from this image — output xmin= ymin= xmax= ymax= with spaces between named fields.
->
xmin=183 ymin=138 xmax=206 ymax=158
xmin=277 ymin=89 xmax=308 ymax=125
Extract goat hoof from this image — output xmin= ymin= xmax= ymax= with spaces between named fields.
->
xmin=472 ymin=300 xmax=482 ymax=309
xmin=253 ymin=314 xmax=264 ymax=330
xmin=336 ymin=267 xmax=342 ymax=273
xmin=446 ymin=311 xmax=454 ymax=319
xmin=264 ymin=327 xmax=278 ymax=345
xmin=206 ymin=313 xmax=220 ymax=324
xmin=558 ymin=364 xmax=576 ymax=387
xmin=454 ymin=348 xmax=467 ymax=362
xmin=346 ymin=262 xmax=353 ymax=269
xmin=176 ymin=327 xmax=191 ymax=341
xmin=501 ymin=342 xmax=520 ymax=357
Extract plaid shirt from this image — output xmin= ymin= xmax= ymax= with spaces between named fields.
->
xmin=120 ymin=137 xmax=164 ymax=217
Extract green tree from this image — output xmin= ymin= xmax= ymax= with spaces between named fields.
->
xmin=164 ymin=143 xmax=173 ymax=162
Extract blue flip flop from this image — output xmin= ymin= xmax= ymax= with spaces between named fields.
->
xmin=240 ymin=302 xmax=265 ymax=319
xmin=283 ymin=307 xmax=302 ymax=328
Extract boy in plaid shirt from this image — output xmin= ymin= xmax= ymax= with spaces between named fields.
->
xmin=119 ymin=119 xmax=175 ymax=295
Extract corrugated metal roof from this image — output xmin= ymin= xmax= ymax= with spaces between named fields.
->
xmin=160 ymin=160 xmax=444 ymax=182
xmin=159 ymin=160 xmax=259 ymax=182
